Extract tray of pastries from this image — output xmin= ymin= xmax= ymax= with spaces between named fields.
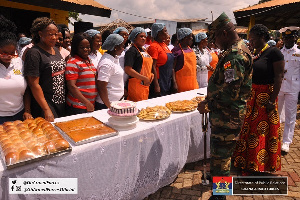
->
xmin=166 ymin=100 xmax=198 ymax=112
xmin=0 ymin=118 xmax=71 ymax=169
xmin=137 ymin=106 xmax=171 ymax=121
xmin=191 ymin=96 xmax=206 ymax=104
xmin=54 ymin=117 xmax=118 ymax=145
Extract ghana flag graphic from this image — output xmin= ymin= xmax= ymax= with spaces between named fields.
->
xmin=213 ymin=177 xmax=232 ymax=195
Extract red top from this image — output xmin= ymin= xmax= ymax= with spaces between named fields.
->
xmin=65 ymin=55 xmax=97 ymax=109
xmin=147 ymin=41 xmax=172 ymax=79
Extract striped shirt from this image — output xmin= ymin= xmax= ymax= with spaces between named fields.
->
xmin=65 ymin=55 xmax=97 ymax=109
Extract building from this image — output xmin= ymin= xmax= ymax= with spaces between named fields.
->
xmin=234 ymin=0 xmax=300 ymax=30
xmin=0 ymin=0 xmax=111 ymax=36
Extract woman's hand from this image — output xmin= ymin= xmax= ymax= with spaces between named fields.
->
xmin=266 ymin=102 xmax=276 ymax=113
xmin=44 ymin=109 xmax=54 ymax=122
xmin=171 ymin=83 xmax=178 ymax=94
xmin=23 ymin=112 xmax=33 ymax=120
xmin=142 ymin=76 xmax=151 ymax=86
xmin=86 ymin=101 xmax=95 ymax=112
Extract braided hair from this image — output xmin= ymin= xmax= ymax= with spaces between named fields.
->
xmin=250 ymin=24 xmax=270 ymax=42
xmin=30 ymin=17 xmax=56 ymax=44
xmin=0 ymin=15 xmax=17 ymax=48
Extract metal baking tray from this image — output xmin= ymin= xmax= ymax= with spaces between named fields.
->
xmin=2 ymin=146 xmax=72 ymax=170
xmin=54 ymin=117 xmax=119 ymax=146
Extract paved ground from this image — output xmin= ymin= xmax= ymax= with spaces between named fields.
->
xmin=145 ymin=103 xmax=300 ymax=200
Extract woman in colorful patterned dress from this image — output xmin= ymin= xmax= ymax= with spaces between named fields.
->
xmin=233 ymin=24 xmax=285 ymax=174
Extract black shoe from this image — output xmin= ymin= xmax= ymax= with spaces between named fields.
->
xmin=208 ymin=195 xmax=226 ymax=200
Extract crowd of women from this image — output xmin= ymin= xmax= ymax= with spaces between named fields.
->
xmin=1 ymin=15 xmax=299 ymax=177
xmin=0 ymin=15 xmax=219 ymax=124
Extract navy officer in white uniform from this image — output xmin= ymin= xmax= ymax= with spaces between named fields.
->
xmin=278 ymin=29 xmax=300 ymax=153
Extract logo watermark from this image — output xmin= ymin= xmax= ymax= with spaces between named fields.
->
xmin=9 ymin=178 xmax=78 ymax=194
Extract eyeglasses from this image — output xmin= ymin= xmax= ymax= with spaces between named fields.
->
xmin=0 ymin=53 xmax=18 ymax=59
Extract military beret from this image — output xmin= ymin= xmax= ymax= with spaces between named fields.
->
xmin=208 ymin=12 xmax=231 ymax=42
xmin=282 ymin=29 xmax=297 ymax=37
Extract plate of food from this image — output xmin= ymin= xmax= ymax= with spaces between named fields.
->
xmin=191 ymin=96 xmax=206 ymax=104
xmin=166 ymin=100 xmax=198 ymax=112
xmin=137 ymin=106 xmax=171 ymax=121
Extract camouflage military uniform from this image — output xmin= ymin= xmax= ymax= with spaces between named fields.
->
xmin=206 ymin=39 xmax=253 ymax=176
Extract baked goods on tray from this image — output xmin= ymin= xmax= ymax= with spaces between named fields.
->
xmin=166 ymin=100 xmax=198 ymax=112
xmin=108 ymin=100 xmax=138 ymax=116
xmin=54 ymin=117 xmax=117 ymax=144
xmin=191 ymin=96 xmax=205 ymax=104
xmin=137 ymin=106 xmax=171 ymax=120
xmin=0 ymin=117 xmax=70 ymax=168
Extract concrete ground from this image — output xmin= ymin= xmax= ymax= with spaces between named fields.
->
xmin=145 ymin=103 xmax=300 ymax=200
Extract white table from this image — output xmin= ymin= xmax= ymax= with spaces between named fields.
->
xmin=0 ymin=88 xmax=210 ymax=200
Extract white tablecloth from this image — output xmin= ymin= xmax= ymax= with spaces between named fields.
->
xmin=0 ymin=88 xmax=210 ymax=200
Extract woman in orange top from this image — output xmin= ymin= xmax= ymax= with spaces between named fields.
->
xmin=207 ymin=41 xmax=219 ymax=80
xmin=148 ymin=23 xmax=176 ymax=97
xmin=124 ymin=27 xmax=154 ymax=102
xmin=172 ymin=28 xmax=199 ymax=92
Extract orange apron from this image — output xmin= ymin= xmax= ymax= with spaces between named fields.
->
xmin=208 ymin=51 xmax=218 ymax=80
xmin=127 ymin=45 xmax=153 ymax=102
xmin=175 ymin=44 xmax=199 ymax=92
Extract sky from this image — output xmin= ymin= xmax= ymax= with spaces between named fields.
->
xmin=72 ymin=0 xmax=260 ymax=30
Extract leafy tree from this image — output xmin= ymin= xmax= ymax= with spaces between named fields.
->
xmin=68 ymin=12 xmax=82 ymax=26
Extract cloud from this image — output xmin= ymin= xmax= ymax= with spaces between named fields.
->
xmin=76 ymin=0 xmax=258 ymax=30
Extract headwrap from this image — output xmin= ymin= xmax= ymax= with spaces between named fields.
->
xmin=151 ymin=23 xmax=165 ymax=38
xmin=102 ymin=34 xmax=124 ymax=51
xmin=195 ymin=32 xmax=207 ymax=43
xmin=129 ymin=27 xmax=146 ymax=42
xmin=113 ymin=27 xmax=129 ymax=34
xmin=177 ymin=28 xmax=192 ymax=41
xmin=84 ymin=29 xmax=100 ymax=38
xmin=18 ymin=37 xmax=32 ymax=45
xmin=208 ymin=12 xmax=231 ymax=42
xmin=267 ymin=40 xmax=276 ymax=47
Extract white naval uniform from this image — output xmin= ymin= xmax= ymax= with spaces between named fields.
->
xmin=278 ymin=44 xmax=300 ymax=144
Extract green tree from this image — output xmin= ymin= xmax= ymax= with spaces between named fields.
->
xmin=68 ymin=12 xmax=82 ymax=26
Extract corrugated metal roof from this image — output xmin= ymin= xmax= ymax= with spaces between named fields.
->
xmin=234 ymin=0 xmax=300 ymax=12
xmin=62 ymin=0 xmax=110 ymax=10
xmin=8 ymin=0 xmax=111 ymax=17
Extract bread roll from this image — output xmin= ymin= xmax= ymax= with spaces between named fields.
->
xmin=19 ymin=130 xmax=32 ymax=139
xmin=34 ymin=117 xmax=45 ymax=123
xmin=19 ymin=149 xmax=35 ymax=161
xmin=5 ymin=152 xmax=19 ymax=165
xmin=3 ymin=121 xmax=14 ymax=127
xmin=31 ymin=145 xmax=46 ymax=156
xmin=4 ymin=125 xmax=17 ymax=132
xmin=53 ymin=139 xmax=70 ymax=151
xmin=16 ymin=123 xmax=27 ymax=129
xmin=3 ymin=146 xmax=17 ymax=154
xmin=13 ymin=120 xmax=23 ymax=126
xmin=44 ymin=141 xmax=56 ymax=154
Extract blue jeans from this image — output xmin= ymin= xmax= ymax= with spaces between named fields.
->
xmin=0 ymin=109 xmax=24 ymax=125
